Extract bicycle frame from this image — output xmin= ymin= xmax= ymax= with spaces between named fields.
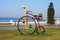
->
xmin=26 ymin=11 xmax=41 ymax=28
xmin=17 ymin=11 xmax=45 ymax=35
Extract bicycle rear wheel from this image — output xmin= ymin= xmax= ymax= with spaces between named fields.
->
xmin=17 ymin=16 xmax=37 ymax=35
xmin=36 ymin=26 xmax=45 ymax=34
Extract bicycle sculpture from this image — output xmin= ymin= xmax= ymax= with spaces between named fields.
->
xmin=17 ymin=11 xmax=45 ymax=35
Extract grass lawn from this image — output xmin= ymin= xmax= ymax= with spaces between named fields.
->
xmin=0 ymin=28 xmax=60 ymax=40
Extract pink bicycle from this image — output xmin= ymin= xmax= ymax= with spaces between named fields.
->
xmin=17 ymin=11 xmax=45 ymax=35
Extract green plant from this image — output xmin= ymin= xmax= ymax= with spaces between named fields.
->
xmin=47 ymin=2 xmax=55 ymax=25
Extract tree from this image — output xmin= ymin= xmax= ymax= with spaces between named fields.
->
xmin=47 ymin=2 xmax=55 ymax=25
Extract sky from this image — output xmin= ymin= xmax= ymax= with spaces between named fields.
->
xmin=0 ymin=0 xmax=60 ymax=17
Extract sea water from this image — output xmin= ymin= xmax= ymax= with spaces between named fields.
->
xmin=0 ymin=18 xmax=18 ymax=22
xmin=0 ymin=17 xmax=60 ymax=22
xmin=0 ymin=17 xmax=46 ymax=22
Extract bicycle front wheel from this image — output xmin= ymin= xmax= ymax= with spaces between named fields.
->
xmin=17 ymin=16 xmax=37 ymax=35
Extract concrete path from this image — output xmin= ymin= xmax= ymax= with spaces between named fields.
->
xmin=0 ymin=27 xmax=17 ymax=30
xmin=44 ymin=25 xmax=60 ymax=28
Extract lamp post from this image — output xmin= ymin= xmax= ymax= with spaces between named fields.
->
xmin=22 ymin=6 xmax=28 ymax=29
